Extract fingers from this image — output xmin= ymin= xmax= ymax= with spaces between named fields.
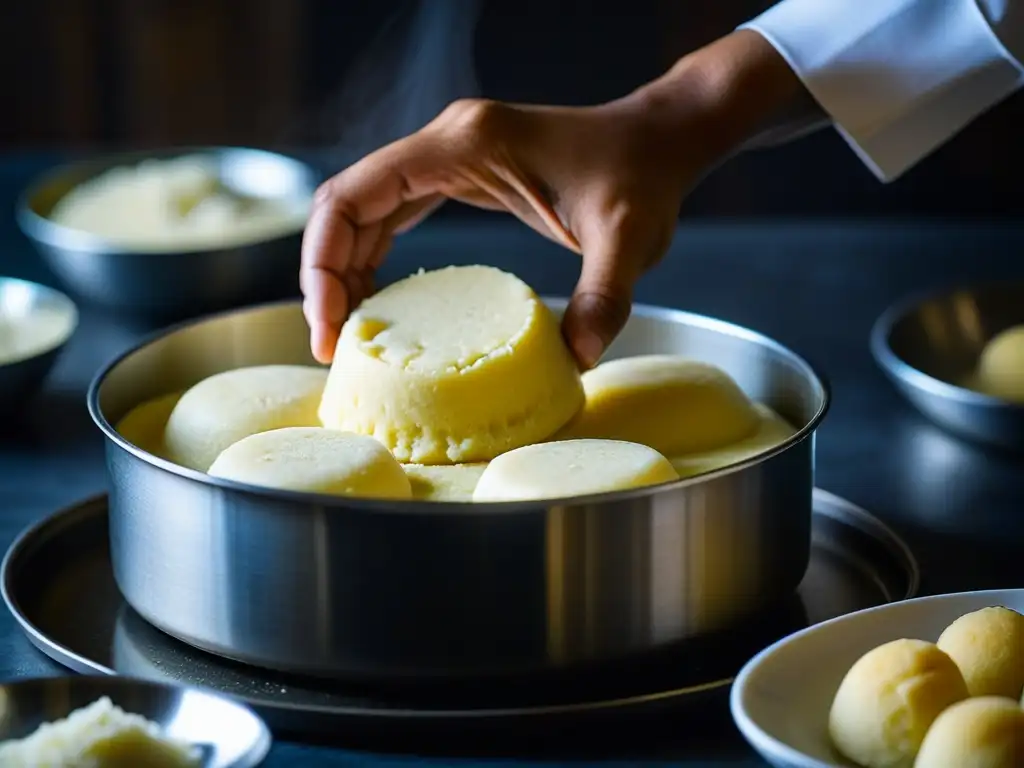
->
xmin=563 ymin=207 xmax=671 ymax=369
xmin=562 ymin=250 xmax=634 ymax=370
xmin=300 ymin=138 xmax=442 ymax=362
xmin=390 ymin=195 xmax=445 ymax=236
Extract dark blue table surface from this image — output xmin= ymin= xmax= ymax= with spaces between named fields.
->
xmin=1 ymin=152 xmax=1023 ymax=766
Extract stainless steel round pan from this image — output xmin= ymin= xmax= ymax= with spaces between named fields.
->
xmin=87 ymin=298 xmax=830 ymax=680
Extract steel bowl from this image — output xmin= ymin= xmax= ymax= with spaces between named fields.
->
xmin=871 ymin=280 xmax=1024 ymax=451
xmin=0 ymin=675 xmax=270 ymax=767
xmin=0 ymin=277 xmax=78 ymax=415
xmin=16 ymin=147 xmax=321 ymax=322
xmin=87 ymin=299 xmax=830 ymax=680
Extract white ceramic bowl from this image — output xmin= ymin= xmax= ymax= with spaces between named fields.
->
xmin=730 ymin=589 xmax=1024 ymax=768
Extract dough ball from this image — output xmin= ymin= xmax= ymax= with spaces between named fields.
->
xmin=975 ymin=325 xmax=1024 ymax=403
xmin=557 ymin=355 xmax=760 ymax=456
xmin=472 ymin=439 xmax=679 ymax=502
xmin=164 ymin=365 xmax=327 ymax=471
xmin=914 ymin=696 xmax=1024 ymax=768
xmin=937 ymin=606 xmax=1024 ymax=699
xmin=828 ymin=638 xmax=969 ymax=768
xmin=318 ymin=265 xmax=584 ymax=464
xmin=115 ymin=391 xmax=182 ymax=459
xmin=208 ymin=427 xmax=412 ymax=499
xmin=403 ymin=463 xmax=488 ymax=502
xmin=670 ymin=404 xmax=796 ymax=478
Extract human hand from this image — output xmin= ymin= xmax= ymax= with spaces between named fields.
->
xmin=300 ymin=30 xmax=804 ymax=368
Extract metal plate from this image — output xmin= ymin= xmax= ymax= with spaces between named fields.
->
xmin=2 ymin=490 xmax=918 ymax=737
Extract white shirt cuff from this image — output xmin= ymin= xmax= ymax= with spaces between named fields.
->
xmin=740 ymin=0 xmax=1024 ymax=182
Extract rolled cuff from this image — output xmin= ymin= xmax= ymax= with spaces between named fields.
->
xmin=740 ymin=0 xmax=1024 ymax=182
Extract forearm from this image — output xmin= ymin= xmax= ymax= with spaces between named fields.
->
xmin=740 ymin=0 xmax=1024 ymax=181
xmin=619 ymin=0 xmax=1024 ymax=183
xmin=619 ymin=30 xmax=824 ymax=165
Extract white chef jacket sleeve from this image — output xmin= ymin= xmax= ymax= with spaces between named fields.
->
xmin=739 ymin=0 xmax=1024 ymax=182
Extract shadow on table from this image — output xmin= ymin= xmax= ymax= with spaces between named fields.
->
xmin=886 ymin=413 xmax=1024 ymax=594
xmin=1 ymin=389 xmax=99 ymax=452
xmin=283 ymin=699 xmax=750 ymax=761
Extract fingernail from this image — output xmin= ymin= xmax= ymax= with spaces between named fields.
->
xmin=310 ymin=326 xmax=335 ymax=365
xmin=575 ymin=332 xmax=604 ymax=370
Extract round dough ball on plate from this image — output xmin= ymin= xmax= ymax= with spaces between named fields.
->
xmin=914 ymin=696 xmax=1024 ymax=768
xmin=164 ymin=364 xmax=328 ymax=471
xmin=937 ymin=605 xmax=1024 ymax=699
xmin=828 ymin=638 xmax=969 ymax=768
xmin=557 ymin=355 xmax=761 ymax=456
xmin=472 ymin=439 xmax=679 ymax=502
xmin=208 ymin=427 xmax=412 ymax=499
xmin=318 ymin=265 xmax=584 ymax=464
xmin=975 ymin=326 xmax=1024 ymax=403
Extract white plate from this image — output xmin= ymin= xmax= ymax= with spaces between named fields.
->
xmin=729 ymin=588 xmax=1024 ymax=768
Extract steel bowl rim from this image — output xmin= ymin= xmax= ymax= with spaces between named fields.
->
xmin=0 ymin=276 xmax=80 ymax=365
xmin=870 ymin=278 xmax=1024 ymax=412
xmin=87 ymin=296 xmax=831 ymax=514
xmin=15 ymin=145 xmax=319 ymax=255
xmin=0 ymin=673 xmax=272 ymax=767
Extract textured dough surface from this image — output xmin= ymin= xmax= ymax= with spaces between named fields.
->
xmin=473 ymin=439 xmax=679 ymax=502
xmin=557 ymin=355 xmax=760 ymax=456
xmin=115 ymin=391 xmax=183 ymax=459
xmin=319 ymin=265 xmax=584 ymax=464
xmin=975 ymin=325 xmax=1024 ymax=402
xmin=828 ymin=638 xmax=969 ymax=768
xmin=209 ymin=427 xmax=412 ymax=498
xmin=670 ymin=404 xmax=796 ymax=478
xmin=0 ymin=695 xmax=200 ymax=767
xmin=914 ymin=696 xmax=1024 ymax=768
xmin=403 ymin=463 xmax=488 ymax=501
xmin=164 ymin=365 xmax=328 ymax=471
xmin=937 ymin=606 xmax=1024 ymax=699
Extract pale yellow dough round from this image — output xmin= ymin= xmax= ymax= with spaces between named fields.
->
xmin=208 ymin=427 xmax=412 ymax=499
xmin=318 ymin=265 xmax=584 ymax=464
xmin=937 ymin=606 xmax=1024 ymax=699
xmin=472 ymin=439 xmax=679 ymax=502
xmin=557 ymin=355 xmax=760 ymax=456
xmin=914 ymin=696 xmax=1024 ymax=768
xmin=828 ymin=638 xmax=969 ymax=768
xmin=669 ymin=404 xmax=796 ymax=478
xmin=164 ymin=365 xmax=328 ymax=471
xmin=115 ymin=391 xmax=183 ymax=459
xmin=403 ymin=463 xmax=488 ymax=501
xmin=975 ymin=325 xmax=1024 ymax=402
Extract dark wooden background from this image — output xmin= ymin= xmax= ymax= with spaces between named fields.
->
xmin=2 ymin=0 xmax=1021 ymax=216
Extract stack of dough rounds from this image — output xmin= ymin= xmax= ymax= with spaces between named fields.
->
xmin=974 ymin=325 xmax=1024 ymax=403
xmin=208 ymin=427 xmax=412 ymax=499
xmin=937 ymin=606 xmax=1024 ymax=699
xmin=403 ymin=463 xmax=488 ymax=501
xmin=557 ymin=355 xmax=761 ymax=457
xmin=828 ymin=638 xmax=969 ymax=768
xmin=318 ymin=265 xmax=584 ymax=464
xmin=914 ymin=697 xmax=1024 ymax=768
xmin=472 ymin=439 xmax=679 ymax=502
xmin=113 ymin=267 xmax=801 ymax=502
xmin=164 ymin=365 xmax=328 ymax=471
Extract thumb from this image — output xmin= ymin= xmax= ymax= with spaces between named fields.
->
xmin=561 ymin=230 xmax=639 ymax=370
